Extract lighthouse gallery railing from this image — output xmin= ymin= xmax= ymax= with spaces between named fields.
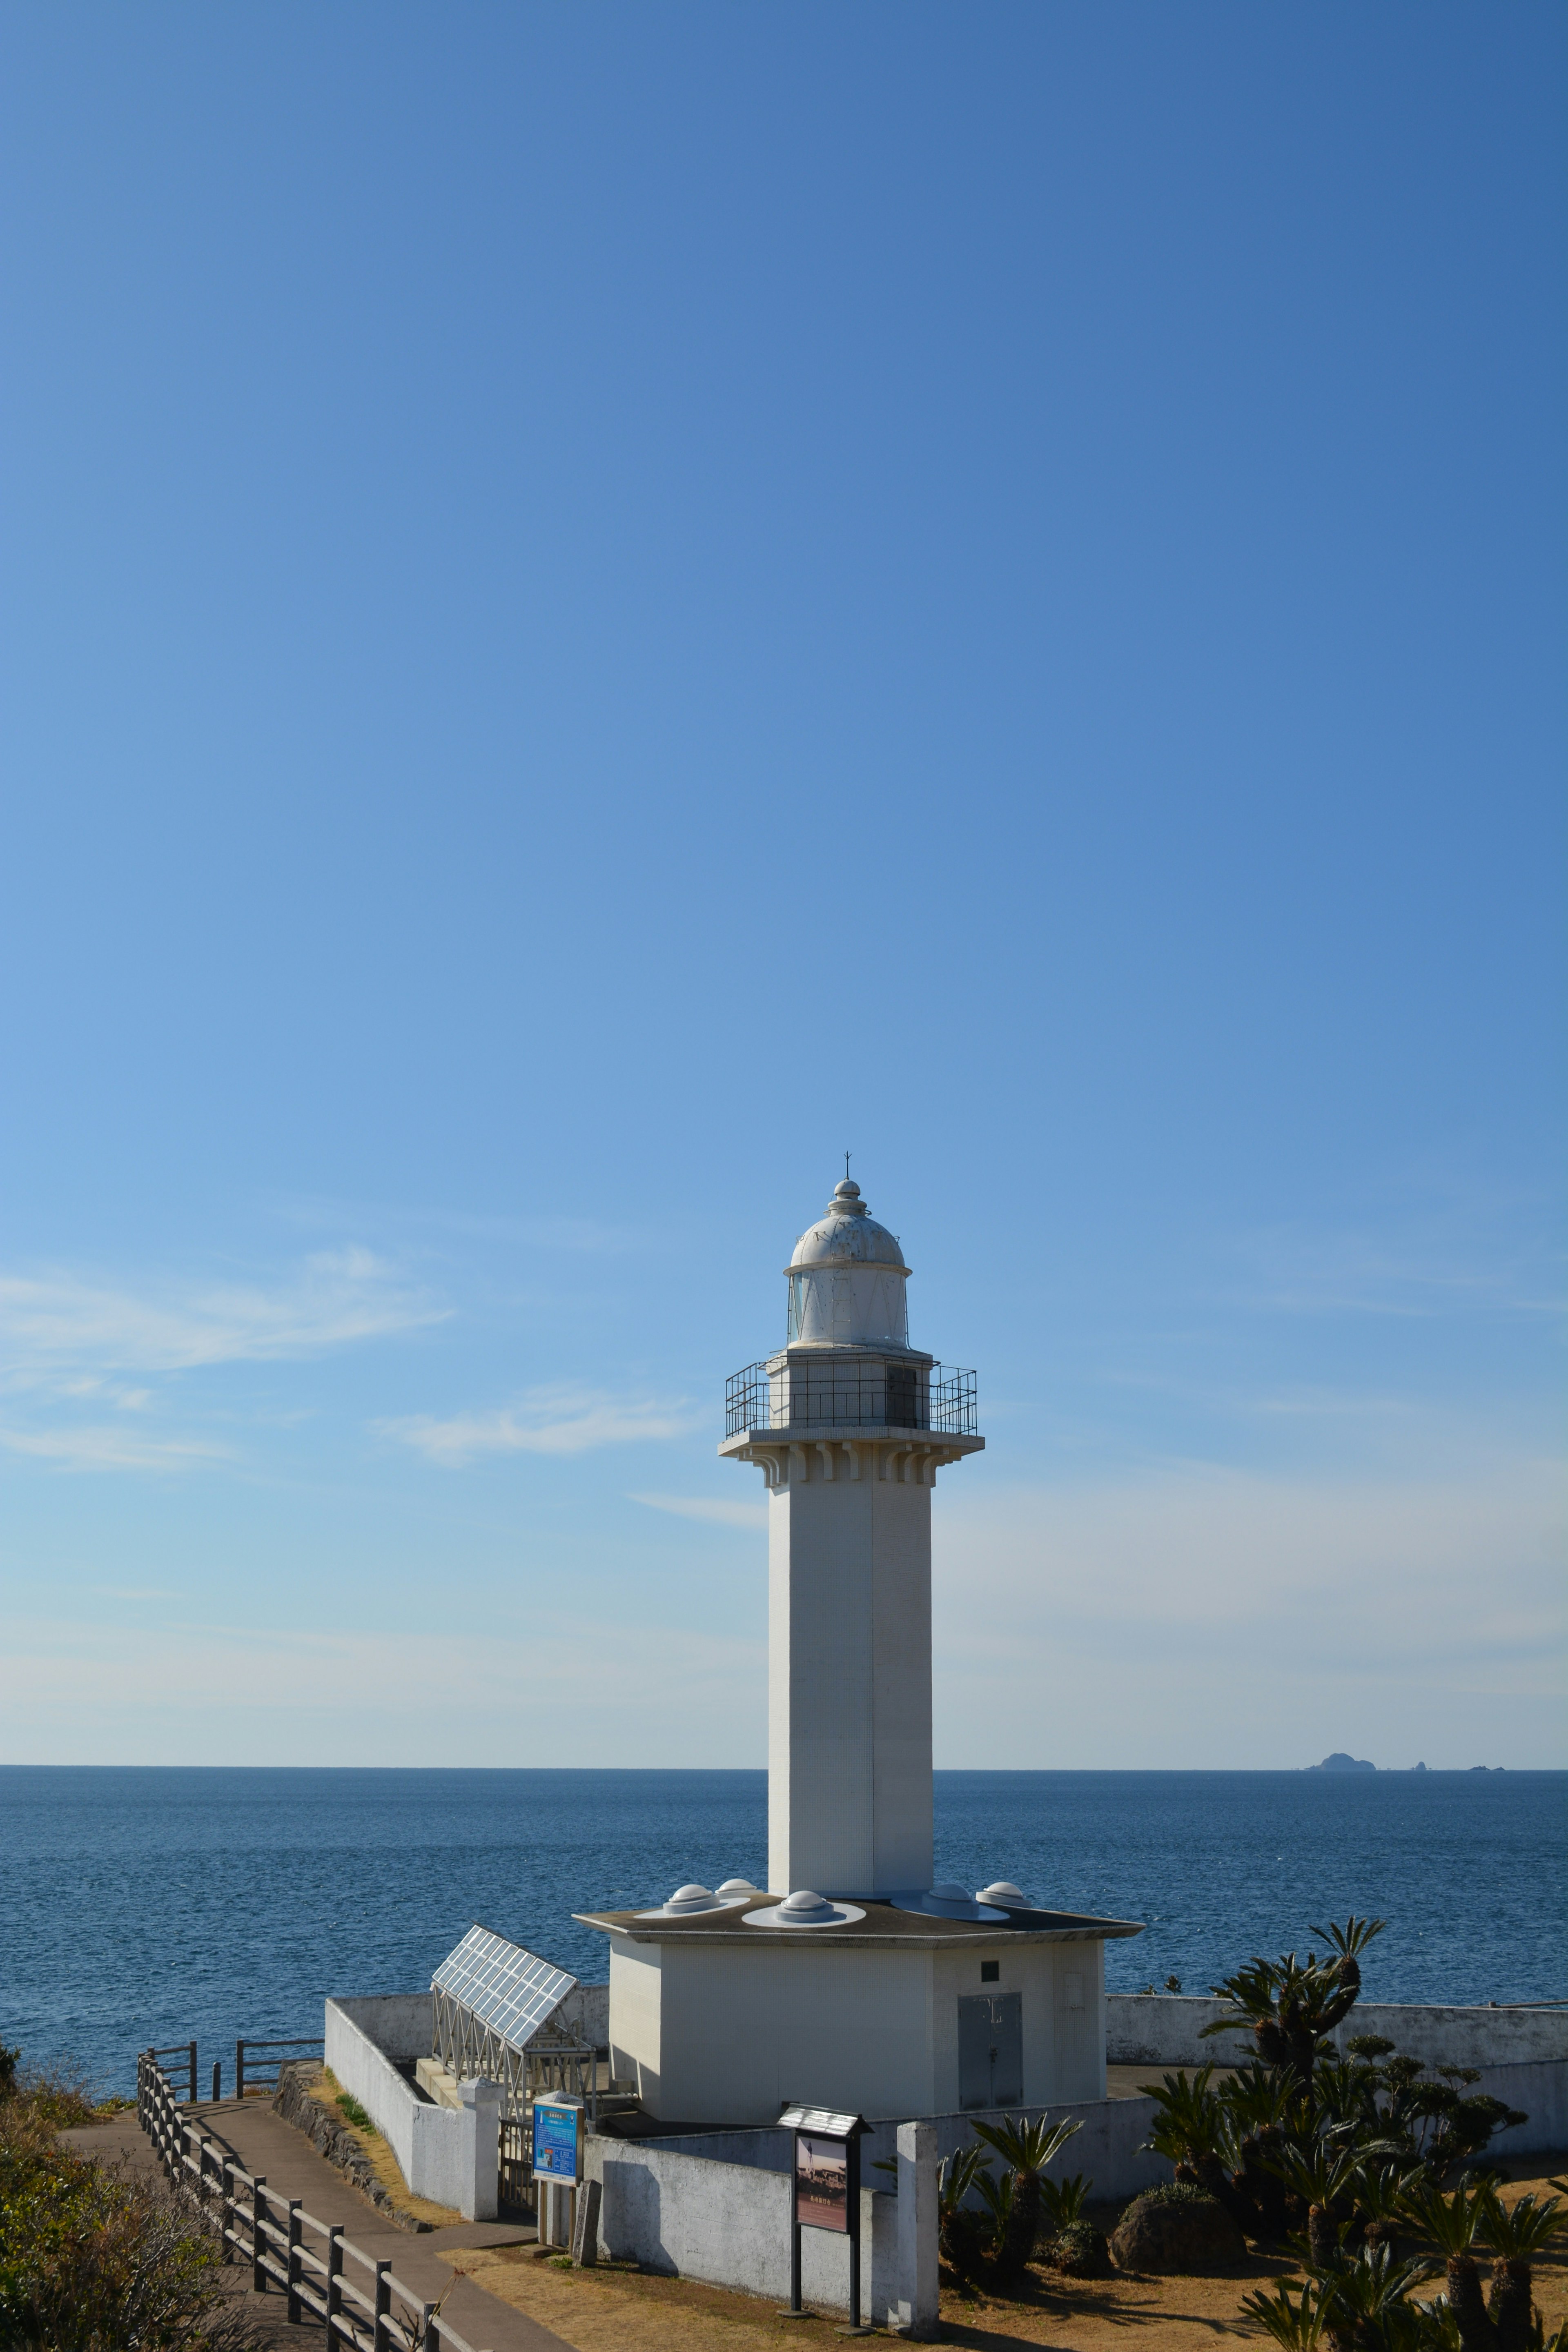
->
xmin=725 ymin=1359 xmax=976 ymax=1440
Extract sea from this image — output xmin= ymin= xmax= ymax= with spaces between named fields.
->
xmin=2 ymin=1767 xmax=1563 ymax=2098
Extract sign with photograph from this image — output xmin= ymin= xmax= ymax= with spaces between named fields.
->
xmin=532 ymin=2097 xmax=583 ymax=2183
xmin=793 ymin=2132 xmax=849 ymax=2233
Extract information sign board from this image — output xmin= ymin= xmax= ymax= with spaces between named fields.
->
xmin=532 ymin=2097 xmax=583 ymax=2184
xmin=777 ymin=2104 xmax=869 ymax=2325
xmin=793 ymin=2133 xmax=849 ymax=2233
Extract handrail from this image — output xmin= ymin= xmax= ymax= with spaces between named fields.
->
xmin=136 ymin=2049 xmax=494 ymax=2352
xmin=235 ymin=2034 xmax=324 ymax=2100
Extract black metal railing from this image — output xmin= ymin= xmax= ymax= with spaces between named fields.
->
xmin=725 ymin=1359 xmax=976 ymax=1440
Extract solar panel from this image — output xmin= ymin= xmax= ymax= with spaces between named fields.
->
xmin=432 ymin=1924 xmax=577 ymax=2053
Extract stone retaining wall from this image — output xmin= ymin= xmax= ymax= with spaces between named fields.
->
xmin=273 ymin=2061 xmax=430 ymax=2232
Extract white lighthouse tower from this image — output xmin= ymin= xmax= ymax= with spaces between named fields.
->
xmin=579 ymin=1175 xmax=1140 ymax=2127
xmin=719 ymin=1176 xmax=983 ymax=1899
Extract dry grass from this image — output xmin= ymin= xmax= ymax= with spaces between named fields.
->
xmin=450 ymin=2158 xmax=1568 ymax=2352
xmin=291 ymin=2064 xmax=464 ymax=2231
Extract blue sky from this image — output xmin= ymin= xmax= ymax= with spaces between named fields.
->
xmin=1 ymin=2 xmax=1561 ymax=1768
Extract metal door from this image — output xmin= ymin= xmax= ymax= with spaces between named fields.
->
xmin=957 ymin=1992 xmax=1022 ymax=2110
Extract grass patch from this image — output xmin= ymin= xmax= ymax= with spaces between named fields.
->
xmin=335 ymin=2091 xmax=377 ymax=2136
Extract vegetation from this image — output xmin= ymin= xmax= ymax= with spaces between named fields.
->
xmin=1241 ymin=2183 xmax=1568 ymax=2352
xmin=0 ymin=2047 xmax=243 ymax=2352
xmin=1141 ymin=1918 xmax=1528 ymax=2248
xmin=969 ymin=2114 xmax=1082 ymax=2278
xmin=335 ymin=2091 xmax=377 ymax=2137
xmin=931 ymin=1912 xmax=1551 ymax=2341
xmin=1130 ymin=1916 xmax=1561 ymax=2351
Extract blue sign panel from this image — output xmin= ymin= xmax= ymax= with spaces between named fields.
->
xmin=532 ymin=2099 xmax=582 ymax=2183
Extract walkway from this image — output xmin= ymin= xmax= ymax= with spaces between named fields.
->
xmin=64 ymin=2100 xmax=573 ymax=2352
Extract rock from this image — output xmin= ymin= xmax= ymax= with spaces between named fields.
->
xmin=1110 ymin=2189 xmax=1247 ymax=2275
xmin=1309 ymin=1753 xmax=1375 ymax=1772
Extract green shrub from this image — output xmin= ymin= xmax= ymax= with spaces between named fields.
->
xmin=0 ymin=2058 xmax=243 ymax=2351
xmin=1047 ymin=2219 xmax=1111 ymax=2277
xmin=335 ymin=2093 xmax=377 ymax=2137
xmin=1140 ymin=2181 xmax=1226 ymax=2210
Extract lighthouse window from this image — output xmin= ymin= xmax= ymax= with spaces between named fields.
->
xmin=980 ymin=1961 xmax=999 ymax=1983
xmin=886 ymin=1365 xmax=918 ymax=1426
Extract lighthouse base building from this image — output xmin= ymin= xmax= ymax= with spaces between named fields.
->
xmin=581 ymin=1178 xmax=1139 ymax=2126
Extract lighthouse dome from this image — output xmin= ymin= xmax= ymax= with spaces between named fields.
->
xmin=788 ymin=1180 xmax=907 ymax=1273
xmin=785 ymin=1180 xmax=911 ymax=1349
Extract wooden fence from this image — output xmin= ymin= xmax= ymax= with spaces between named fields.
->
xmin=137 ymin=2051 xmax=492 ymax=2352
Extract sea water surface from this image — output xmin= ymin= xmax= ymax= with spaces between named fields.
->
xmin=1 ymin=1767 xmax=1563 ymax=2096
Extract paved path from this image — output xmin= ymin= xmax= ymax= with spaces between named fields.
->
xmin=64 ymin=2102 xmax=573 ymax=2352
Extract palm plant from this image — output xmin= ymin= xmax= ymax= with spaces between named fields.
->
xmin=936 ymin=2143 xmax=990 ymax=2281
xmin=1403 ymin=2180 xmax=1492 ymax=2352
xmin=973 ymin=2163 xmax=1018 ymax=2270
xmin=1316 ymin=2244 xmax=1439 ymax=2352
xmin=1267 ymin=2135 xmax=1364 ymax=2270
xmin=1039 ymin=2170 xmax=1092 ymax=2230
xmin=1241 ymin=2277 xmax=1330 ymax=2352
xmin=1356 ymin=2161 xmax=1426 ymax=2256
xmin=1478 ymin=2190 xmax=1568 ymax=2352
xmin=969 ymin=2114 xmax=1082 ymax=2275
xmin=1202 ymin=1918 xmax=1386 ymax=2091
xmin=1140 ymin=2065 xmax=1242 ymax=2214
xmin=1224 ymin=2063 xmax=1307 ymax=2239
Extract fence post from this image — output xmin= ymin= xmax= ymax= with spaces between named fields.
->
xmin=236 ymin=2040 xmax=245 ymax=2103
xmin=188 ymin=2040 xmax=198 ymax=2105
xmin=372 ymin=2260 xmax=391 ymax=2352
xmin=325 ymin=2226 xmax=343 ymax=2350
xmin=221 ymin=2158 xmax=235 ymax=2259
xmin=286 ymin=2201 xmax=303 ymax=2323
xmin=252 ymin=2178 xmax=268 ymax=2293
xmin=211 ymin=2058 xmax=221 ymax=2103
xmin=419 ymin=2303 xmax=437 ymax=2352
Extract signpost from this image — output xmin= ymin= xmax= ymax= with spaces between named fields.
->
xmin=532 ymin=2095 xmax=583 ymax=2249
xmin=777 ymin=2104 xmax=871 ymax=2331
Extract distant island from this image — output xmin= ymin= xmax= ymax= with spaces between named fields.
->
xmin=1304 ymin=1755 xmax=1503 ymax=1773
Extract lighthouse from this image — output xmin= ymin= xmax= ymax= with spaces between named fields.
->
xmin=719 ymin=1176 xmax=983 ymax=1899
xmin=579 ymin=1175 xmax=1140 ymax=2127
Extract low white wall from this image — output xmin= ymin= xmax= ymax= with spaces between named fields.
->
xmin=324 ymin=1998 xmax=498 ymax=2220
xmin=590 ymin=2138 xmax=900 ymax=2320
xmin=1108 ymin=1997 xmax=1568 ymax=2072
xmin=561 ymin=1984 xmax=610 ymax=2048
xmin=628 ymin=2087 xmax=1171 ymax=2210
xmin=924 ymin=2091 xmax=1171 ymax=2204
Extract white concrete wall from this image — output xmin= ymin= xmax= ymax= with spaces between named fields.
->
xmin=1107 ymin=1996 xmax=1568 ymax=2072
xmin=911 ymin=2089 xmax=1172 ymax=2205
xmin=612 ymin=1931 xmax=1109 ymax=2124
xmin=323 ymin=1998 xmax=497 ymax=2220
xmin=560 ymin=1983 xmax=610 ymax=2048
xmin=588 ymin=2138 xmax=905 ymax=2322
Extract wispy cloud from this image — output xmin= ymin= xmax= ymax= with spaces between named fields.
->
xmin=0 ymin=1425 xmax=231 ymax=1472
xmin=0 ymin=1248 xmax=448 ymax=1381
xmin=630 ymin=1492 xmax=768 ymax=1530
xmin=1231 ymin=1221 xmax=1564 ymax=1321
xmin=381 ymin=1388 xmax=696 ymax=1466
